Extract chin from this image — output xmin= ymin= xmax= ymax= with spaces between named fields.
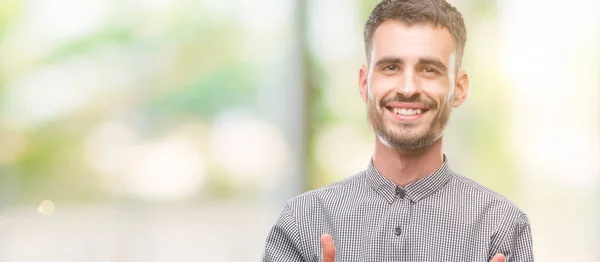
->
xmin=380 ymin=128 xmax=441 ymax=150
xmin=387 ymin=126 xmax=427 ymax=139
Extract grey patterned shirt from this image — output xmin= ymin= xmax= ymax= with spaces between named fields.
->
xmin=262 ymin=157 xmax=534 ymax=261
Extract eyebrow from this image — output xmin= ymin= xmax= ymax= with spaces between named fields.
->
xmin=374 ymin=57 xmax=404 ymax=68
xmin=373 ymin=56 xmax=449 ymax=72
xmin=418 ymin=57 xmax=448 ymax=72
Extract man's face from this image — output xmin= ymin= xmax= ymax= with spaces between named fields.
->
xmin=359 ymin=20 xmax=469 ymax=152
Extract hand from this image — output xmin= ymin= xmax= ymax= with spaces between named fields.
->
xmin=320 ymin=234 xmax=335 ymax=262
xmin=491 ymin=253 xmax=505 ymax=262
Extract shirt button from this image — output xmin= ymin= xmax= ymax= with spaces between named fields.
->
xmin=395 ymin=187 xmax=406 ymax=199
xmin=394 ymin=227 xmax=402 ymax=236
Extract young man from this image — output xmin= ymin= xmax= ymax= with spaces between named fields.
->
xmin=263 ymin=0 xmax=534 ymax=261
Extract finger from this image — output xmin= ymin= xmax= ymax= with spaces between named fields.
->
xmin=490 ymin=253 xmax=505 ymax=262
xmin=320 ymin=233 xmax=335 ymax=262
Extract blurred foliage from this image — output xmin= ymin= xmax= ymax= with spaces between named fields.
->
xmin=146 ymin=64 xmax=257 ymax=119
xmin=13 ymin=120 xmax=103 ymax=203
xmin=0 ymin=0 xmax=20 ymax=36
xmin=0 ymin=1 xmax=261 ymax=203
xmin=1 ymin=0 xmax=521 ymax=203
xmin=44 ymin=27 xmax=133 ymax=62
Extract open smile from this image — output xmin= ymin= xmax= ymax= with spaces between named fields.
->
xmin=384 ymin=103 xmax=431 ymax=121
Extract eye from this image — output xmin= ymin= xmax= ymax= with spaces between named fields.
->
xmin=423 ymin=67 xmax=436 ymax=73
xmin=382 ymin=65 xmax=398 ymax=72
xmin=421 ymin=67 xmax=439 ymax=76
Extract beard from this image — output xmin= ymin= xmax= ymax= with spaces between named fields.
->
xmin=367 ymin=92 xmax=451 ymax=152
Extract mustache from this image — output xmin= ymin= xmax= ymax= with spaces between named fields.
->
xmin=379 ymin=94 xmax=436 ymax=108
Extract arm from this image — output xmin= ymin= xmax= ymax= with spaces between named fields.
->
xmin=262 ymin=204 xmax=306 ymax=262
xmin=490 ymin=214 xmax=534 ymax=262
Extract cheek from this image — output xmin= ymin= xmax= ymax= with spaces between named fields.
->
xmin=369 ymin=77 xmax=397 ymax=101
xmin=420 ymin=81 xmax=453 ymax=107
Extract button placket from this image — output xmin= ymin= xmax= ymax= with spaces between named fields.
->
xmin=394 ymin=226 xmax=402 ymax=236
xmin=392 ymin=187 xmax=409 ymax=238
xmin=395 ymin=187 xmax=406 ymax=199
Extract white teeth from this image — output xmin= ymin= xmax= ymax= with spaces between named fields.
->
xmin=393 ymin=108 xmax=423 ymax=116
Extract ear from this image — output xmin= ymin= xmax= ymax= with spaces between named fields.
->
xmin=359 ymin=65 xmax=369 ymax=103
xmin=453 ymin=69 xmax=469 ymax=107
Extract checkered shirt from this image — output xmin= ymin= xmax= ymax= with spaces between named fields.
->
xmin=262 ymin=157 xmax=534 ymax=261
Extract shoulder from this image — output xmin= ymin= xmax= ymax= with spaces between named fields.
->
xmin=447 ymin=172 xmax=528 ymax=220
xmin=284 ymin=169 xmax=368 ymax=210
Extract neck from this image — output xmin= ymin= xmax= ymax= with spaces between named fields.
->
xmin=372 ymin=137 xmax=444 ymax=187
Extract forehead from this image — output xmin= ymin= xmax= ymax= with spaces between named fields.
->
xmin=370 ymin=20 xmax=455 ymax=64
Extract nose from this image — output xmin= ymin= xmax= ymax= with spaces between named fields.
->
xmin=396 ymin=70 xmax=419 ymax=97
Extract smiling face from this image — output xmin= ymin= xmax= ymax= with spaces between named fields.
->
xmin=359 ymin=20 xmax=469 ymax=152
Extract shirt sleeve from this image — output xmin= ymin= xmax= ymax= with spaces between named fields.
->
xmin=490 ymin=213 xmax=535 ymax=262
xmin=262 ymin=204 xmax=306 ymax=262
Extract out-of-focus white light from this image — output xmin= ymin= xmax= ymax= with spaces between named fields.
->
xmin=237 ymin=0 xmax=290 ymax=33
xmin=122 ymin=137 xmax=206 ymax=201
xmin=146 ymin=0 xmax=176 ymax=10
xmin=3 ymin=62 xmax=100 ymax=127
xmin=27 ymin=0 xmax=105 ymax=41
xmin=202 ymin=0 xmax=234 ymax=22
xmin=85 ymin=121 xmax=139 ymax=176
xmin=308 ymin=0 xmax=359 ymax=62
xmin=85 ymin=121 xmax=206 ymax=201
xmin=210 ymin=111 xmax=290 ymax=185
xmin=500 ymin=0 xmax=600 ymax=189
xmin=37 ymin=200 xmax=55 ymax=216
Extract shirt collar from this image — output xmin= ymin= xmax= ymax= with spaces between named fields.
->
xmin=364 ymin=155 xmax=453 ymax=204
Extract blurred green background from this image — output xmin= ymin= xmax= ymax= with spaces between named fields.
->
xmin=0 ymin=0 xmax=598 ymax=261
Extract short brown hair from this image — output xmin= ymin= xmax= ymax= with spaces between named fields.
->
xmin=363 ymin=0 xmax=467 ymax=67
